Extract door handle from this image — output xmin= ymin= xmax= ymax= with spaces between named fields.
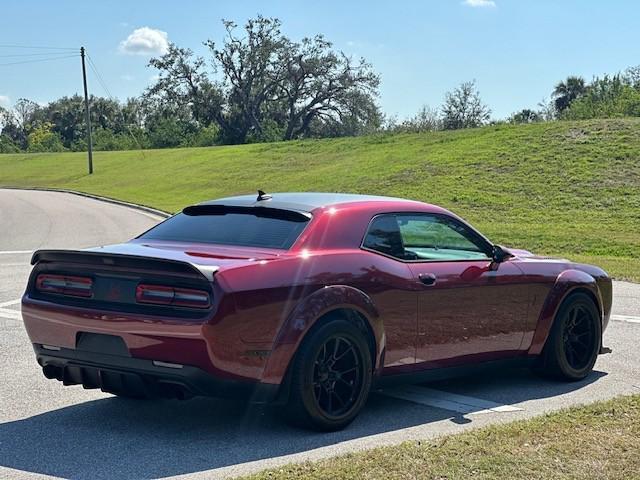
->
xmin=418 ymin=273 xmax=437 ymax=286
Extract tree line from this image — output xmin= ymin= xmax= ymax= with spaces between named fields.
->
xmin=2 ymin=16 xmax=640 ymax=154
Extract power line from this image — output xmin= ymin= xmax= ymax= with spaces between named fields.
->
xmin=86 ymin=55 xmax=114 ymax=98
xmin=0 ymin=54 xmax=78 ymax=67
xmin=0 ymin=44 xmax=77 ymax=51
xmin=0 ymin=51 xmax=81 ymax=58
xmin=86 ymin=54 xmax=146 ymax=154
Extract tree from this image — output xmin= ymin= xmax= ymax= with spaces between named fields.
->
xmin=0 ymin=134 xmax=20 ymax=153
xmin=26 ymin=122 xmax=65 ymax=152
xmin=562 ymin=74 xmax=640 ymax=120
xmin=508 ymin=109 xmax=541 ymax=124
xmin=147 ymin=44 xmax=224 ymax=129
xmin=625 ymin=65 xmax=640 ymax=89
xmin=3 ymin=98 xmax=41 ymax=148
xmin=441 ymin=80 xmax=491 ymax=130
xmin=275 ymin=35 xmax=380 ymax=140
xmin=148 ymin=16 xmax=381 ymax=144
xmin=537 ymin=97 xmax=556 ymax=121
xmin=204 ymin=17 xmax=290 ymax=143
xmin=552 ymin=76 xmax=587 ymax=113
xmin=394 ymin=105 xmax=442 ymax=133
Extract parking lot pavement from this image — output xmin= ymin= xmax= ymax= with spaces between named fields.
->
xmin=1 ymin=188 xmax=638 ymax=480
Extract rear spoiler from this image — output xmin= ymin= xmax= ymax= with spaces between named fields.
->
xmin=31 ymin=250 xmax=219 ymax=282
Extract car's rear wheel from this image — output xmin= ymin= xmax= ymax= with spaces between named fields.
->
xmin=539 ymin=292 xmax=601 ymax=381
xmin=285 ymin=319 xmax=372 ymax=431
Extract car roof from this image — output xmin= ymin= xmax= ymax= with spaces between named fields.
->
xmin=199 ymin=192 xmax=424 ymax=213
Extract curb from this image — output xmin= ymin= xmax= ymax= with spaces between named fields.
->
xmin=0 ymin=186 xmax=171 ymax=219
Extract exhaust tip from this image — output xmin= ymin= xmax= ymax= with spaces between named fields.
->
xmin=42 ymin=364 xmax=61 ymax=380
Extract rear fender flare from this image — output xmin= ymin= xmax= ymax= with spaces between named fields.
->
xmin=261 ymin=285 xmax=383 ymax=384
xmin=528 ymin=269 xmax=603 ymax=355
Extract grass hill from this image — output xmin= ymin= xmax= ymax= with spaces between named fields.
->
xmin=1 ymin=118 xmax=638 ymax=281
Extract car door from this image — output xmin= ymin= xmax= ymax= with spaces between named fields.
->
xmin=393 ymin=213 xmax=529 ymax=368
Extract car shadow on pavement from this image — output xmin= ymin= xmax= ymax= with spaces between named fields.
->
xmin=0 ymin=368 xmax=606 ymax=479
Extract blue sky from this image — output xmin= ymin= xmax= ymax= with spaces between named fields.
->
xmin=1 ymin=0 xmax=638 ymax=119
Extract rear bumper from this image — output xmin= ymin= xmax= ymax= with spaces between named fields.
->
xmin=33 ymin=344 xmax=279 ymax=403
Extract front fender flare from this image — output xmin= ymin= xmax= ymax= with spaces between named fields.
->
xmin=261 ymin=285 xmax=383 ymax=384
xmin=528 ymin=269 xmax=603 ymax=355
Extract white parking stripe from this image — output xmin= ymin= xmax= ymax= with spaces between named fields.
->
xmin=0 ymin=298 xmax=21 ymax=308
xmin=0 ymin=308 xmax=20 ymax=320
xmin=381 ymin=385 xmax=523 ymax=414
xmin=611 ymin=314 xmax=640 ymax=324
xmin=0 ymin=250 xmax=32 ymax=254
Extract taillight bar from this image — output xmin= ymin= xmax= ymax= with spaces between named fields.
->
xmin=36 ymin=274 xmax=93 ymax=297
xmin=136 ymin=284 xmax=210 ymax=309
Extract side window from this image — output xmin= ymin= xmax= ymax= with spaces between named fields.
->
xmin=362 ymin=215 xmax=406 ymax=259
xmin=397 ymin=214 xmax=490 ymax=261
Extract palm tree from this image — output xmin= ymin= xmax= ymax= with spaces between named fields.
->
xmin=553 ymin=76 xmax=588 ymax=113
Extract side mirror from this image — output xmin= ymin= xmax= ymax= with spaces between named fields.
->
xmin=491 ymin=245 xmax=511 ymax=264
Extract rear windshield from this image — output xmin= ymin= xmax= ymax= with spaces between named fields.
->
xmin=139 ymin=207 xmax=310 ymax=249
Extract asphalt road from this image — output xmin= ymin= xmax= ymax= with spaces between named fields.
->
xmin=1 ymin=188 xmax=638 ymax=480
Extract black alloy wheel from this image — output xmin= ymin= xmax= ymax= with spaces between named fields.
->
xmin=286 ymin=318 xmax=372 ymax=431
xmin=562 ymin=303 xmax=597 ymax=371
xmin=312 ymin=335 xmax=364 ymax=418
xmin=539 ymin=292 xmax=601 ymax=381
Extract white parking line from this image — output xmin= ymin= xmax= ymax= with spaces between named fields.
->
xmin=611 ymin=314 xmax=640 ymax=324
xmin=381 ymin=385 xmax=523 ymax=415
xmin=0 ymin=308 xmax=20 ymax=320
xmin=0 ymin=250 xmax=32 ymax=254
xmin=0 ymin=298 xmax=21 ymax=308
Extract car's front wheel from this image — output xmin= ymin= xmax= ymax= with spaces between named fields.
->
xmin=539 ymin=292 xmax=601 ymax=381
xmin=285 ymin=318 xmax=372 ymax=431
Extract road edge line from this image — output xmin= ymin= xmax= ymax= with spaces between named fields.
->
xmin=0 ymin=186 xmax=171 ymax=219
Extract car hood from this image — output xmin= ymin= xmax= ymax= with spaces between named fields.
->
xmin=507 ymin=247 xmax=569 ymax=262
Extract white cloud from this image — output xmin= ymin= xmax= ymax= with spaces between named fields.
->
xmin=463 ymin=0 xmax=496 ymax=7
xmin=0 ymin=95 xmax=10 ymax=108
xmin=119 ymin=27 xmax=169 ymax=56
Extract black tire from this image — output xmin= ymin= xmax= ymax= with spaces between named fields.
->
xmin=538 ymin=292 xmax=601 ymax=381
xmin=285 ymin=319 xmax=372 ymax=431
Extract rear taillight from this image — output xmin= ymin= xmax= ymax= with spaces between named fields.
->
xmin=36 ymin=274 xmax=93 ymax=297
xmin=136 ymin=284 xmax=210 ymax=309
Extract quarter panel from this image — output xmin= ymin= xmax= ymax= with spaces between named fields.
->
xmin=527 ymin=268 xmax=601 ymax=355
xmin=215 ymin=250 xmax=418 ymax=384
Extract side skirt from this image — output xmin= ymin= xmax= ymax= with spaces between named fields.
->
xmin=372 ymin=356 xmax=537 ymax=389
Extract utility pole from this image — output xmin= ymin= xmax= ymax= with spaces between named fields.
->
xmin=80 ymin=47 xmax=93 ymax=174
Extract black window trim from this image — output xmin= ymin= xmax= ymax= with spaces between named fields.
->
xmin=360 ymin=212 xmax=495 ymax=264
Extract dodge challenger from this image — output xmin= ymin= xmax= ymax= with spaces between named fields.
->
xmin=22 ymin=192 xmax=612 ymax=430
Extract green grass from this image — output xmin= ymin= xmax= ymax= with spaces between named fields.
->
xmin=238 ymin=395 xmax=640 ymax=480
xmin=1 ymin=118 xmax=639 ymax=280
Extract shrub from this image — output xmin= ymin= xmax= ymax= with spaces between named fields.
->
xmin=26 ymin=123 xmax=66 ymax=152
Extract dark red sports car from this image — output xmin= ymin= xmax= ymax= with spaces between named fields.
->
xmin=22 ymin=192 xmax=612 ymax=430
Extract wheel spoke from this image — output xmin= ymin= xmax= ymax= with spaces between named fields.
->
xmin=338 ymin=365 xmax=358 ymax=376
xmin=566 ymin=344 xmax=576 ymax=367
xmin=332 ymin=337 xmax=341 ymax=361
xmin=575 ymin=338 xmax=590 ymax=350
xmin=334 ymin=345 xmax=355 ymax=362
xmin=337 ymin=377 xmax=354 ymax=388
xmin=332 ymin=389 xmax=346 ymax=407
